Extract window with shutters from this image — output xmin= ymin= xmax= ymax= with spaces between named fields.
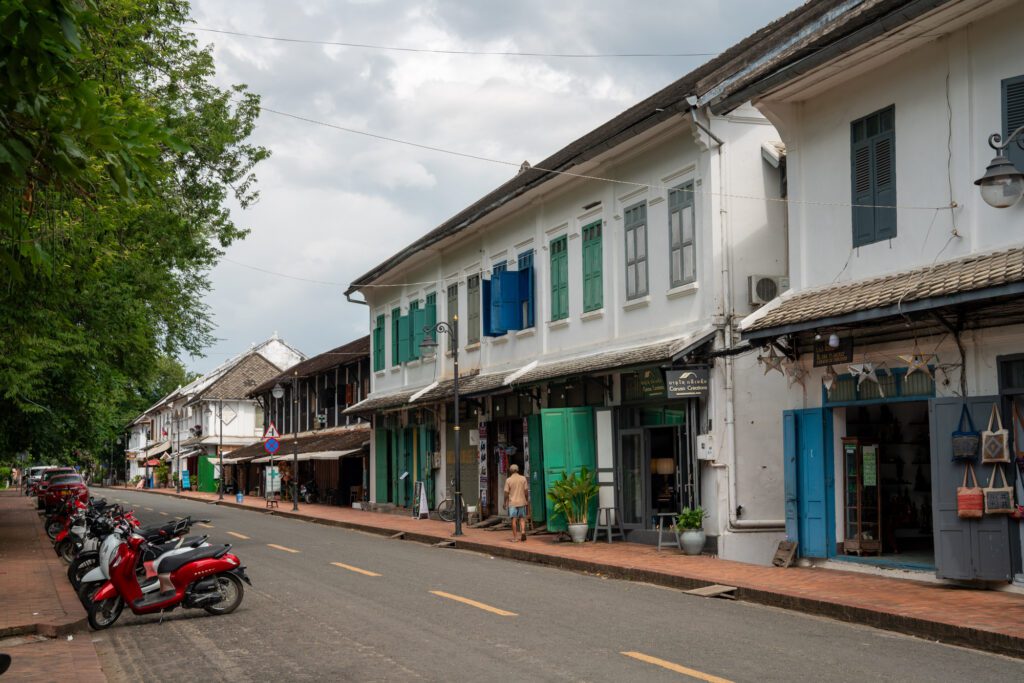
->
xmin=624 ymin=202 xmax=648 ymax=299
xmin=581 ymin=221 xmax=603 ymax=312
xmin=407 ymin=300 xmax=422 ymax=361
xmin=467 ymin=274 xmax=481 ymax=345
xmin=372 ymin=314 xmax=385 ymax=372
xmin=850 ymin=105 xmax=896 ymax=247
xmin=550 ymin=235 xmax=569 ymax=320
xmin=1004 ymin=75 xmax=1024 ymax=173
xmin=668 ymin=183 xmax=696 ymax=287
xmin=447 ymin=283 xmax=458 ymax=340
xmin=518 ymin=250 xmax=535 ymax=328
xmin=390 ymin=307 xmax=401 ymax=367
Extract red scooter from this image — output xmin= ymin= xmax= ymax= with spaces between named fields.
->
xmin=87 ymin=526 xmax=251 ymax=630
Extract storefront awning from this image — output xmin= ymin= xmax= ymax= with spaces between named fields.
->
xmin=740 ymin=247 xmax=1024 ymax=342
xmin=144 ymin=441 xmax=170 ymax=458
xmin=224 ymin=425 xmax=371 ymax=462
xmin=250 ymin=448 xmax=364 ymax=464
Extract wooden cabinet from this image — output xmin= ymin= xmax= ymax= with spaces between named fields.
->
xmin=842 ymin=437 xmax=882 ymax=555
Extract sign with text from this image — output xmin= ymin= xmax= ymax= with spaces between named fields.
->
xmin=638 ymin=368 xmax=666 ymax=398
xmin=665 ymin=368 xmax=709 ymax=399
xmin=813 ymin=338 xmax=854 ymax=367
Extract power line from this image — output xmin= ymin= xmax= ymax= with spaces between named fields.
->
xmin=192 ymin=27 xmax=720 ymax=59
xmin=221 ymin=257 xmax=345 ymax=286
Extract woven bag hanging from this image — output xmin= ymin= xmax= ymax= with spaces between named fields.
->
xmin=951 ymin=404 xmax=980 ymax=462
xmin=957 ymin=463 xmax=984 ymax=519
xmin=983 ymin=464 xmax=1016 ymax=515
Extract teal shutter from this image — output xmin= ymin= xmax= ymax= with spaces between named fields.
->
xmin=873 ymin=130 xmax=896 ymax=240
xmin=374 ymin=429 xmax=388 ymax=502
xmin=582 ymin=222 xmax=602 ymax=312
xmin=550 ymin=236 xmax=568 ymax=320
xmin=541 ymin=407 xmax=596 ymax=531
xmin=1003 ymin=75 xmax=1024 ymax=172
xmin=373 ymin=315 xmax=385 ymax=371
xmin=410 ymin=306 xmax=426 ymax=360
xmin=851 ymin=135 xmax=874 ymax=247
xmin=391 ymin=308 xmax=401 ymax=367
xmin=397 ymin=314 xmax=410 ymax=363
xmin=425 ymin=293 xmax=437 ymax=333
xmin=526 ymin=414 xmax=545 ymax=523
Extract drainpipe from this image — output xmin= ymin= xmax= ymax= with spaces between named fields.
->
xmin=696 ymin=102 xmax=784 ymax=532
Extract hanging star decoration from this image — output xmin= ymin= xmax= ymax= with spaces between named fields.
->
xmin=785 ymin=361 xmax=807 ymax=388
xmin=850 ymin=362 xmax=886 ymax=396
xmin=898 ymin=342 xmax=935 ymax=380
xmin=759 ymin=345 xmax=785 ymax=376
xmin=822 ymin=365 xmax=839 ymax=395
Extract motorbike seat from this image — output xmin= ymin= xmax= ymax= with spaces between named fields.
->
xmin=157 ymin=545 xmax=231 ymax=575
xmin=149 ymin=535 xmax=206 ymax=555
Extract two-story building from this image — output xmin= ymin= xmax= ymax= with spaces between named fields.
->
xmin=225 ymin=335 xmax=372 ymax=504
xmin=700 ymin=0 xmax=1024 ymax=582
xmin=345 ymin=51 xmax=794 ymax=561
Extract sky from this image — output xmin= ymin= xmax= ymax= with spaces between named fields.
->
xmin=184 ymin=0 xmax=803 ymax=373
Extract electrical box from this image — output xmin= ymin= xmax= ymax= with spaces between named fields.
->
xmin=697 ymin=434 xmax=715 ymax=461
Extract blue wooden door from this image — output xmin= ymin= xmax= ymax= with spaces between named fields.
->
xmin=783 ymin=408 xmax=834 ymax=558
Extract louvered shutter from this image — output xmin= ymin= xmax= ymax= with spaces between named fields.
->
xmin=518 ymin=266 xmax=535 ymax=328
xmin=482 ymin=277 xmax=493 ymax=336
xmin=498 ymin=270 xmax=521 ymax=331
xmin=873 ymin=130 xmax=896 ymax=241
xmin=410 ymin=307 xmax=426 ymax=360
xmin=397 ymin=315 xmax=410 ymax=363
xmin=851 ymin=137 xmax=875 ymax=247
xmin=1004 ymin=75 xmax=1024 ymax=172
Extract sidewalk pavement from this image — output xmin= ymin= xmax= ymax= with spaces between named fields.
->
xmin=116 ymin=486 xmax=1024 ymax=659
xmin=0 ymin=490 xmax=105 ymax=682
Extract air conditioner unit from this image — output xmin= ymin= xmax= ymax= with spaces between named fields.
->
xmin=748 ymin=275 xmax=789 ymax=306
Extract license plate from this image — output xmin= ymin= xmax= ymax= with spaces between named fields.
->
xmin=60 ymin=491 xmax=72 ymax=496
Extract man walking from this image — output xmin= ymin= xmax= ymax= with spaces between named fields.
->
xmin=503 ymin=464 xmax=529 ymax=542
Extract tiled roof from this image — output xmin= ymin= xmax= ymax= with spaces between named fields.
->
xmin=202 ymin=354 xmax=282 ymax=400
xmin=250 ymin=336 xmax=370 ymax=396
xmin=741 ymin=248 xmax=1024 ymax=336
xmin=226 ymin=425 xmax=371 ymax=462
xmin=343 ymin=370 xmax=508 ymax=414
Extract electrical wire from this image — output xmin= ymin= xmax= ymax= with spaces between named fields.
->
xmin=192 ymin=27 xmax=720 ymax=59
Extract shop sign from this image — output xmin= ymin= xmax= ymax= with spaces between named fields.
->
xmin=638 ymin=368 xmax=666 ymax=398
xmin=862 ymin=445 xmax=877 ymax=487
xmin=665 ymin=368 xmax=709 ymax=399
xmin=813 ymin=337 xmax=854 ymax=367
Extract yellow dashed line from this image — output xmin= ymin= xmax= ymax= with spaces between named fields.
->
xmin=621 ymin=652 xmax=733 ymax=683
xmin=144 ymin=507 xmax=154 ymax=511
xmin=227 ymin=531 xmax=250 ymax=540
xmin=429 ymin=590 xmax=516 ymax=616
xmin=198 ymin=523 xmax=214 ymax=529
xmin=267 ymin=544 xmax=300 ymax=554
xmin=158 ymin=512 xmax=168 ymax=516
xmin=331 ymin=562 xmax=381 ymax=577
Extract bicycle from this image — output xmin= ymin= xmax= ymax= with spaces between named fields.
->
xmin=435 ymin=478 xmax=467 ymax=523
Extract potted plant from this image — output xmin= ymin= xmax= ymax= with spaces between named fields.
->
xmin=675 ymin=506 xmax=707 ymax=555
xmin=547 ymin=466 xmax=599 ymax=543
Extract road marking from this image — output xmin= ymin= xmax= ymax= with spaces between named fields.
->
xmin=331 ymin=562 xmax=381 ymax=577
xmin=144 ymin=507 xmax=154 ymax=511
xmin=198 ymin=523 xmax=214 ymax=528
xmin=227 ymin=532 xmax=250 ymax=540
xmin=429 ymin=590 xmax=516 ymax=616
xmin=267 ymin=544 xmax=300 ymax=554
xmin=159 ymin=512 xmax=168 ymax=516
xmin=621 ymin=652 xmax=733 ymax=683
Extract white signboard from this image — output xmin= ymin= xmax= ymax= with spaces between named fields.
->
xmin=264 ymin=466 xmax=281 ymax=494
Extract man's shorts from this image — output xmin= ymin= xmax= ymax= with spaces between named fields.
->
xmin=508 ymin=505 xmax=527 ymax=518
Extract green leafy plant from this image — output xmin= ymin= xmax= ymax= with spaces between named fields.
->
xmin=154 ymin=462 xmax=169 ymax=486
xmin=675 ymin=507 xmax=707 ymax=531
xmin=546 ymin=466 xmax=599 ymax=526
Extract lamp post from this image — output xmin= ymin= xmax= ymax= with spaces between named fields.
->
xmin=174 ymin=407 xmax=181 ymax=493
xmin=419 ymin=316 xmax=462 ymax=536
xmin=975 ymin=125 xmax=1024 ymax=208
xmin=271 ymin=383 xmax=285 ymax=500
xmin=292 ymin=370 xmax=299 ymax=511
xmin=215 ymin=400 xmax=224 ymax=501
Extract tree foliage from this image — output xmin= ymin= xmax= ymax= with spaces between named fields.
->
xmin=0 ymin=0 xmax=268 ymax=464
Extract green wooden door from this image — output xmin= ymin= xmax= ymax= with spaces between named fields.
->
xmin=526 ymin=415 xmax=545 ymax=523
xmin=374 ymin=429 xmax=388 ymax=503
xmin=541 ymin=407 xmax=595 ymax=531
xmin=418 ymin=425 xmax=434 ymax=508
xmin=198 ymin=455 xmax=216 ymax=493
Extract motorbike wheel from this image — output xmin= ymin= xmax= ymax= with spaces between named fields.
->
xmin=56 ymin=539 xmax=76 ymax=564
xmin=86 ymin=595 xmax=123 ymax=630
xmin=46 ymin=520 xmax=63 ymax=541
xmin=203 ymin=573 xmax=244 ymax=615
xmin=436 ymin=498 xmax=455 ymax=522
xmin=68 ymin=553 xmax=99 ymax=590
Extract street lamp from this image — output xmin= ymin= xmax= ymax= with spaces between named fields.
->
xmin=211 ymin=400 xmax=224 ymax=501
xmin=292 ymin=370 xmax=299 ymax=511
xmin=419 ymin=315 xmax=462 ymax=536
xmin=271 ymin=383 xmax=284 ymax=501
xmin=975 ymin=125 xmax=1024 ymax=208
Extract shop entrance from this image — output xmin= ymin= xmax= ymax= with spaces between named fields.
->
xmin=840 ymin=402 xmax=934 ymax=570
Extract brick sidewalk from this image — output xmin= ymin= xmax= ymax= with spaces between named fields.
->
xmin=0 ymin=490 xmax=107 ymax=681
xmin=114 ymin=485 xmax=1024 ymax=658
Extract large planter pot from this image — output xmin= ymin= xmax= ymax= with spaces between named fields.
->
xmin=678 ymin=529 xmax=706 ymax=556
xmin=567 ymin=523 xmax=589 ymax=543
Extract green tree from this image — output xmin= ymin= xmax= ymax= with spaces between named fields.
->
xmin=0 ymin=0 xmax=268 ymax=465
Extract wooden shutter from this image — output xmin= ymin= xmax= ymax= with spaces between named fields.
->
xmin=391 ymin=308 xmax=401 ymax=366
xmin=550 ymin=236 xmax=568 ymax=320
xmin=496 ymin=270 xmax=520 ymax=331
xmin=518 ymin=266 xmax=535 ymax=328
xmin=873 ymin=129 xmax=896 ymax=240
xmin=467 ymin=275 xmax=480 ymax=344
xmin=425 ymin=293 xmax=437 ymax=333
xmin=851 ymin=136 xmax=875 ymax=246
xmin=1004 ymin=75 xmax=1024 ymax=172
xmin=481 ymin=277 xmax=493 ymax=336
xmin=372 ymin=315 xmax=385 ymax=371
xmin=397 ymin=314 xmax=410 ymax=363
xmin=582 ymin=222 xmax=602 ymax=312
xmin=410 ymin=306 xmax=426 ymax=360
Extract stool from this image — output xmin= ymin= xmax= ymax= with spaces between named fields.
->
xmin=656 ymin=512 xmax=678 ymax=551
xmin=266 ymin=494 xmax=279 ymax=509
xmin=591 ymin=506 xmax=625 ymax=543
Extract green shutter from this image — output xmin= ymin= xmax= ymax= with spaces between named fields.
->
xmin=390 ymin=308 xmax=400 ymax=367
xmin=851 ymin=106 xmax=896 ymax=247
xmin=397 ymin=314 xmax=410 ymax=363
xmin=1003 ymin=75 xmax=1024 ymax=172
xmin=582 ymin=222 xmax=602 ymax=312
xmin=550 ymin=236 xmax=568 ymax=320
xmin=540 ymin=407 xmax=596 ymax=531
xmin=374 ymin=429 xmax=388 ymax=502
xmin=373 ymin=315 xmax=385 ymax=371
xmin=410 ymin=306 xmax=426 ymax=360
xmin=425 ymin=293 xmax=437 ymax=333
xmin=527 ymin=414 xmax=545 ymax=523
xmin=873 ymin=129 xmax=896 ymax=240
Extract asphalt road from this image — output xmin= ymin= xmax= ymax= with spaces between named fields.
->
xmin=88 ymin=488 xmax=1024 ymax=683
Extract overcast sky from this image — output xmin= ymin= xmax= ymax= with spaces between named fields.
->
xmin=184 ymin=0 xmax=802 ymax=373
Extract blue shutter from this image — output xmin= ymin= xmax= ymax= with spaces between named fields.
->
xmin=518 ymin=266 xmax=534 ymax=328
xmin=482 ymin=277 xmax=493 ymax=336
xmin=498 ymin=270 xmax=521 ymax=332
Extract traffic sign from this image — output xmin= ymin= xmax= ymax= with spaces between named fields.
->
xmin=264 ymin=438 xmax=280 ymax=454
xmin=262 ymin=421 xmax=280 ymax=441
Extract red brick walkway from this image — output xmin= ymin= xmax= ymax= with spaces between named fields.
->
xmin=118 ymin=486 xmax=1024 ymax=658
xmin=0 ymin=490 xmax=106 ymax=681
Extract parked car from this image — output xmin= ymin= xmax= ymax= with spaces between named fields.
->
xmin=36 ymin=468 xmax=76 ymax=509
xmin=23 ymin=465 xmax=55 ymax=496
xmin=42 ymin=474 xmax=89 ymax=511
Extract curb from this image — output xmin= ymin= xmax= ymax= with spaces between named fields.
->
xmin=114 ymin=487 xmax=1024 ymax=659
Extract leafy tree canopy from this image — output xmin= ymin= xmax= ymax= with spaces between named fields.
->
xmin=0 ymin=0 xmax=268 ymax=466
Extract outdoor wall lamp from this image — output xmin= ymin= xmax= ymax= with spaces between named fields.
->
xmin=975 ymin=125 xmax=1024 ymax=208
xmin=271 ymin=383 xmax=285 ymax=399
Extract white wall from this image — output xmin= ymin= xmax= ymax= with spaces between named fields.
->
xmin=765 ymin=3 xmax=1024 ymax=293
